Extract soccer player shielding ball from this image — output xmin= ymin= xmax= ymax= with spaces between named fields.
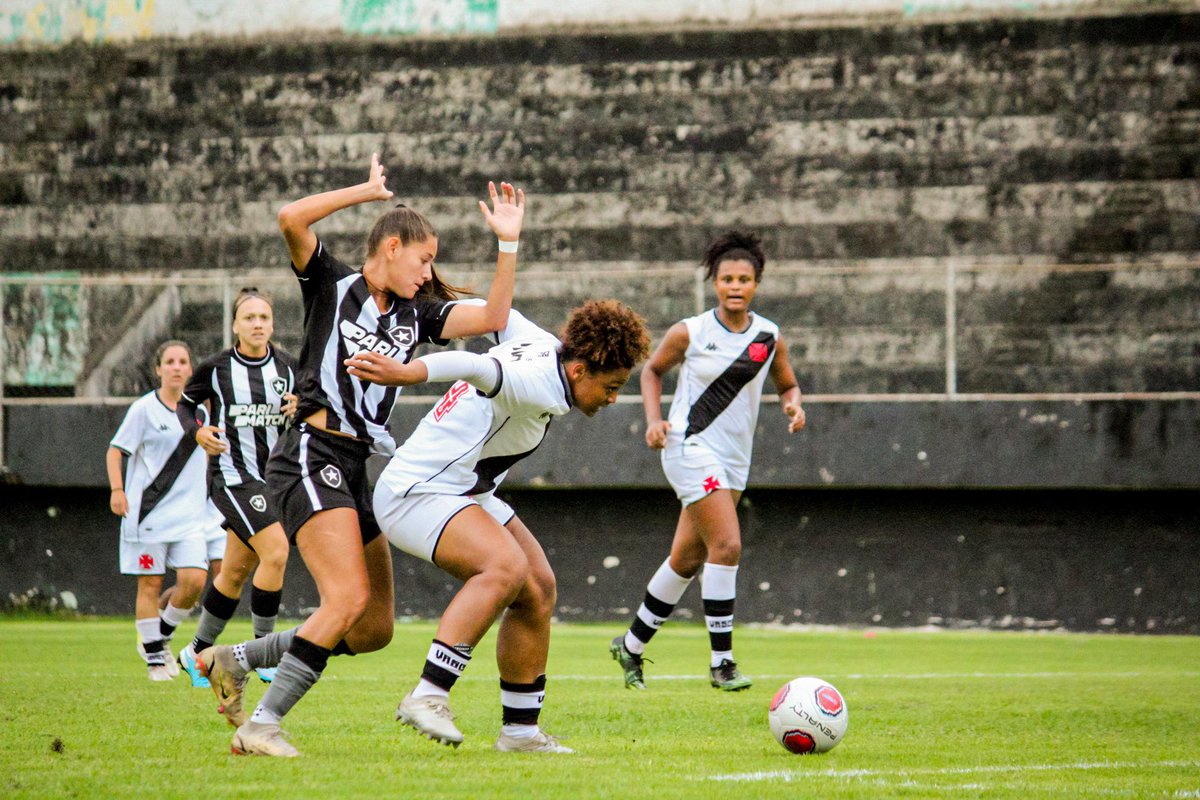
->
xmin=352 ymin=301 xmax=650 ymax=752
xmin=612 ymin=231 xmax=805 ymax=691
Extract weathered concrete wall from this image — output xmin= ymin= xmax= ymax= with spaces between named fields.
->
xmin=6 ymin=398 xmax=1199 ymax=488
xmin=3 ymin=0 xmax=1171 ymax=45
xmin=4 ymin=12 xmax=1200 ymax=395
xmin=3 ymin=485 xmax=1196 ymax=632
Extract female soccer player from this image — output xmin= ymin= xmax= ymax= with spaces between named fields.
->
xmin=364 ymin=300 xmax=649 ymax=752
xmin=174 ymin=288 xmax=297 ymax=687
xmin=199 ymin=154 xmax=524 ymax=757
xmin=105 ymin=340 xmax=210 ymax=681
xmin=611 ymin=231 xmax=806 ymax=691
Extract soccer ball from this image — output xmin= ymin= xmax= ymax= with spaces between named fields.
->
xmin=768 ymin=677 xmax=848 ymax=754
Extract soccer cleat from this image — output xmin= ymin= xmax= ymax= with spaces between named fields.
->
xmin=230 ymin=720 xmax=299 ymax=758
xmin=709 ymin=659 xmax=752 ymax=691
xmin=495 ymin=730 xmax=574 ymax=754
xmin=395 ymin=691 xmax=464 ymax=747
xmin=198 ymin=646 xmax=249 ymax=727
xmin=178 ymin=643 xmax=211 ymax=688
xmin=609 ymin=635 xmax=647 ymax=689
xmin=160 ymin=640 xmax=180 ymax=678
xmin=147 ymin=664 xmax=174 ymax=682
xmin=256 ymin=666 xmax=277 ymax=684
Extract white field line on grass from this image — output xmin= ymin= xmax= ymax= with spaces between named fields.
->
xmin=705 ymin=759 xmax=1200 ymax=783
xmin=322 ymin=670 xmax=1200 ymax=682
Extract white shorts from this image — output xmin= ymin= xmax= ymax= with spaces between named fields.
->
xmin=205 ymin=528 xmax=226 ymax=563
xmin=661 ymin=441 xmax=748 ymax=506
xmin=119 ymin=536 xmax=208 ymax=575
xmin=375 ymin=487 xmax=515 ymax=564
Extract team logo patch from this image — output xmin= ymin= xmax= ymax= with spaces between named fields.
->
xmin=138 ymin=553 xmax=155 ymax=570
xmin=387 ymin=323 xmax=417 ymax=348
xmin=702 ymin=475 xmax=721 ymax=494
xmin=320 ymin=465 xmax=343 ymax=489
xmin=814 ymin=685 xmax=845 ymax=717
xmin=782 ymin=729 xmax=817 ymax=754
xmin=270 ymin=376 xmax=288 ymax=396
xmin=249 ymin=494 xmax=268 ymax=513
xmin=748 ymin=342 xmax=770 ymax=363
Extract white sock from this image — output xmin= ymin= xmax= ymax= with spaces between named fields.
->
xmin=412 ymin=678 xmax=449 ymax=700
xmin=501 ymin=724 xmax=539 ymax=740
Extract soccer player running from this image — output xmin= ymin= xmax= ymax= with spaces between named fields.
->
xmin=174 ymin=288 xmax=298 ymax=687
xmin=611 ymin=231 xmax=806 ymax=691
xmin=105 ymin=340 xmax=210 ymax=681
xmin=357 ymin=300 xmax=650 ymax=752
xmin=198 ymin=154 xmax=524 ymax=757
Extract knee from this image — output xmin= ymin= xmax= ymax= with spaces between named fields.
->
xmin=706 ymin=537 xmax=741 ymax=565
xmin=326 ymin=586 xmax=370 ymax=630
xmin=516 ymin=567 xmax=557 ymax=619
xmin=258 ymin=547 xmax=288 ymax=576
xmin=490 ymin=550 xmax=530 ymax=602
xmin=220 ymin=560 xmax=253 ymax=588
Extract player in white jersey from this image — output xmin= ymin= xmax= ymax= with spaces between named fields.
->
xmin=612 ymin=231 xmax=806 ymax=691
xmin=355 ymin=300 xmax=649 ymax=752
xmin=105 ymin=340 xmax=210 ymax=681
xmin=195 ymin=154 xmax=525 ymax=757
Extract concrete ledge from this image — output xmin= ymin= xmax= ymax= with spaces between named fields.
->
xmin=6 ymin=397 xmax=1198 ymax=488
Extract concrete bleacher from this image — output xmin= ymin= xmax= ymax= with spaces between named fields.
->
xmin=1 ymin=10 xmax=1198 ymax=396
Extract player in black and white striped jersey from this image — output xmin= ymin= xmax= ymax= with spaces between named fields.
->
xmin=197 ymin=153 xmax=525 ymax=757
xmin=175 ymin=288 xmax=297 ymax=687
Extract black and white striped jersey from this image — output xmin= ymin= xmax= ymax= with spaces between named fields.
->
xmin=665 ymin=309 xmax=779 ymax=466
xmin=179 ymin=344 xmax=297 ymax=486
xmin=292 ymin=240 xmax=455 ymax=455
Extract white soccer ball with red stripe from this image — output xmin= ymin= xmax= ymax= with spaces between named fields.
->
xmin=768 ymin=677 xmax=848 ymax=754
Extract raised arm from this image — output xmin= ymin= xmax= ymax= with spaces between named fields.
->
xmin=277 ymin=152 xmax=394 ymax=271
xmin=641 ymin=322 xmax=690 ymax=449
xmin=439 ymin=181 xmax=525 ymax=339
xmin=769 ymin=338 xmax=805 ymax=433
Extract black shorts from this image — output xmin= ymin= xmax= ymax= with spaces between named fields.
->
xmin=265 ymin=423 xmax=380 ymax=545
xmin=210 ymin=475 xmax=278 ymax=546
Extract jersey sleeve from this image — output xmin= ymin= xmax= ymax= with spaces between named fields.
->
xmin=440 ymin=300 xmax=550 ymax=347
xmin=414 ymin=295 xmax=455 ymax=345
xmin=294 ymin=240 xmax=355 ymax=301
xmin=493 ymin=352 xmax=566 ymax=415
xmin=177 ymin=357 xmax=218 ymax=437
xmin=110 ymin=398 xmax=146 ymax=455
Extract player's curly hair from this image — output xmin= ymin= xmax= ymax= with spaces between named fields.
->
xmin=702 ymin=230 xmax=766 ymax=281
xmin=559 ymin=300 xmax=651 ymax=373
xmin=367 ymin=203 xmax=468 ymax=301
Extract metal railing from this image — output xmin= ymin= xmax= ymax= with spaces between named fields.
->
xmin=4 ymin=259 xmax=1200 ymax=471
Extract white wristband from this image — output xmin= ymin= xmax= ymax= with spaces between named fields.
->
xmin=498 ymin=239 xmax=519 ymax=253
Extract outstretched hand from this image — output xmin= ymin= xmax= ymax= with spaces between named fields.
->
xmin=344 ymin=350 xmax=426 ymax=387
xmin=478 ymin=181 xmax=525 ymax=242
xmin=366 ymin=152 xmax=394 ymax=202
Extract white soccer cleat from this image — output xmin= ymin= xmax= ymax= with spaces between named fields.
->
xmin=198 ymin=645 xmax=248 ymax=727
xmin=160 ymin=641 xmax=180 ymax=678
xmin=494 ymin=729 xmax=574 ymax=754
xmin=231 ymin=720 xmax=299 ymax=758
xmin=395 ymin=691 xmax=464 ymax=747
xmin=147 ymin=664 xmax=174 ymax=682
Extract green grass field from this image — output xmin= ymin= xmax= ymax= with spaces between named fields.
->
xmin=1 ymin=619 xmax=1197 ymax=798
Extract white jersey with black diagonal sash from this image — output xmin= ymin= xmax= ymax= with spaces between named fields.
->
xmin=664 ymin=309 xmax=779 ymax=468
xmin=292 ymin=240 xmax=455 ymax=455
xmin=181 ymin=345 xmax=297 ymax=486
xmin=110 ymin=391 xmax=209 ymax=543
xmin=376 ymin=314 xmax=570 ymax=498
